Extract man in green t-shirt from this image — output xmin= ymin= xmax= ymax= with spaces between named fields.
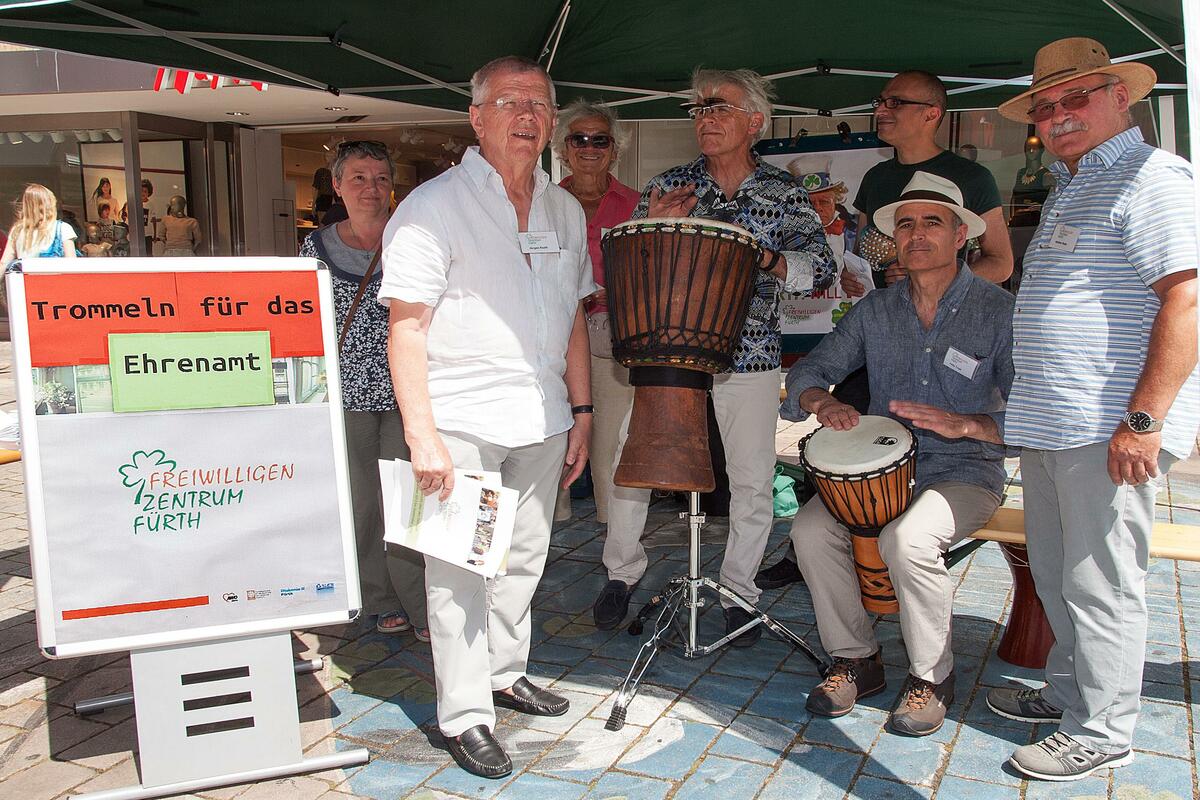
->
xmin=756 ymin=71 xmax=1014 ymax=593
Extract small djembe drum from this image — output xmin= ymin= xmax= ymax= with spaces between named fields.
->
xmin=799 ymin=416 xmax=917 ymax=614
xmin=602 ymin=218 xmax=760 ymax=492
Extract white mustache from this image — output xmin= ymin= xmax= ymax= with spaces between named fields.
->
xmin=1049 ymin=119 xmax=1088 ymax=137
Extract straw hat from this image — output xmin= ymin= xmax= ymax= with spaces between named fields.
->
xmin=873 ymin=172 xmax=986 ymax=238
xmin=786 ymin=155 xmax=844 ymax=194
xmin=997 ymin=37 xmax=1156 ymax=122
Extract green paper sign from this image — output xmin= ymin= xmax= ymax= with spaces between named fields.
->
xmin=108 ymin=331 xmax=275 ymax=413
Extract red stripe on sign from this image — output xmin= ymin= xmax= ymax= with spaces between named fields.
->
xmin=62 ymin=595 xmax=209 ymax=620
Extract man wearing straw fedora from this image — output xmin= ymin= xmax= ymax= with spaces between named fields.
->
xmin=985 ymin=37 xmax=1199 ymax=781
xmin=782 ymin=171 xmax=1014 ymax=737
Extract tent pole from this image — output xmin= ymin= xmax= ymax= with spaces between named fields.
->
xmin=68 ymin=0 xmax=333 ymax=92
xmin=1099 ymin=0 xmax=1187 ymax=67
xmin=332 ymin=42 xmax=471 ymax=97
xmin=1185 ymin=0 xmax=1200 ymax=241
xmin=539 ymin=0 xmax=570 ymax=73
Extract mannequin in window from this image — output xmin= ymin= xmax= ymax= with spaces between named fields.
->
xmin=162 ymin=195 xmax=202 ymax=256
xmin=81 ymin=223 xmax=113 ymax=257
xmin=1011 ymin=135 xmax=1055 ymax=214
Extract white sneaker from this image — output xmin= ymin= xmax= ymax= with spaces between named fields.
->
xmin=1010 ymin=731 xmax=1132 ymax=781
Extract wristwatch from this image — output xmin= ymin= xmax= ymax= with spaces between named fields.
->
xmin=1123 ymin=410 xmax=1164 ymax=433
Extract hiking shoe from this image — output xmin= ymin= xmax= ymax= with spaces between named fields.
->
xmin=986 ymin=686 xmax=1063 ymax=723
xmin=723 ymin=606 xmax=762 ymax=648
xmin=890 ymin=672 xmax=954 ymax=736
xmin=1010 ymin=731 xmax=1133 ymax=781
xmin=806 ymin=651 xmax=886 ymax=717
xmin=755 ymin=556 xmax=805 ymax=590
xmin=593 ymin=580 xmax=634 ymax=631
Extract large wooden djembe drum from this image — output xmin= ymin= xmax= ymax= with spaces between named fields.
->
xmin=799 ymin=416 xmax=918 ymax=614
xmin=602 ymin=218 xmax=760 ymax=492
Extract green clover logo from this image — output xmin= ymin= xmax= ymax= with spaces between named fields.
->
xmin=118 ymin=450 xmax=176 ymax=505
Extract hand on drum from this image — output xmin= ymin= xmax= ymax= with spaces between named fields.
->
xmin=647 ymin=184 xmax=698 ymax=219
xmin=813 ymin=397 xmax=860 ymax=431
xmin=1107 ymin=425 xmax=1161 ymax=486
xmin=409 ymin=431 xmax=455 ymax=501
xmin=890 ymin=400 xmax=972 ymax=438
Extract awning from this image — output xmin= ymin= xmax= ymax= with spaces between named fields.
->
xmin=0 ymin=0 xmax=1187 ymax=119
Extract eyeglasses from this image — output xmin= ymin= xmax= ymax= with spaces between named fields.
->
xmin=871 ymin=96 xmax=936 ymax=110
xmin=475 ymin=97 xmax=556 ymax=115
xmin=1026 ymin=80 xmax=1117 ymax=122
xmin=565 ymin=132 xmax=613 ymax=150
xmin=686 ymin=101 xmax=752 ymax=120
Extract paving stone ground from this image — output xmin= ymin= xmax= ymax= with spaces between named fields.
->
xmin=1 ymin=344 xmax=1198 ymax=799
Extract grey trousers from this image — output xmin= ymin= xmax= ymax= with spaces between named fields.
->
xmin=343 ymin=409 xmax=427 ymax=626
xmin=603 ymin=369 xmax=781 ymax=608
xmin=425 ymin=430 xmax=567 ymax=737
xmin=589 ymin=353 xmax=635 ymax=524
xmin=1021 ymin=442 xmax=1176 ymax=753
xmin=790 ymin=481 xmax=999 ymax=683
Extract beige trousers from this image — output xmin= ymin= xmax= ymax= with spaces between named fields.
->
xmin=790 ymin=481 xmax=999 ymax=683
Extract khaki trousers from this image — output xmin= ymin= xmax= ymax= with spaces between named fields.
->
xmin=425 ymin=430 xmax=567 ymax=737
xmin=790 ymin=481 xmax=999 ymax=683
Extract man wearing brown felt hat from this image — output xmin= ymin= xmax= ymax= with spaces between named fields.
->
xmin=986 ymin=37 xmax=1199 ymax=782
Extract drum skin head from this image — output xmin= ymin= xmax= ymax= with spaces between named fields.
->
xmin=804 ymin=415 xmax=913 ymax=474
xmin=607 ymin=217 xmax=755 ymax=241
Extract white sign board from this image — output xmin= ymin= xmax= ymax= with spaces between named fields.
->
xmin=10 ymin=258 xmax=360 ymax=657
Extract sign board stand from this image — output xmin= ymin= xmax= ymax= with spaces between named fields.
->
xmin=8 ymin=258 xmax=370 ymax=798
xmin=75 ymin=633 xmax=368 ymax=800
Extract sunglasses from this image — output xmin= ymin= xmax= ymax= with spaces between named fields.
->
xmin=686 ymin=102 xmax=752 ymax=120
xmin=565 ymin=132 xmax=613 ymax=149
xmin=1026 ymin=80 xmax=1117 ymax=122
xmin=871 ymin=96 xmax=935 ymax=110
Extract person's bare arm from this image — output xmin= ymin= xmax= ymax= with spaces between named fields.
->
xmin=561 ymin=303 xmax=592 ymax=489
xmin=387 ymin=299 xmax=455 ymax=500
xmin=969 ymin=207 xmax=1014 ymax=284
xmin=890 ymin=400 xmax=1003 ymax=443
xmin=1107 ymin=270 xmax=1198 ymax=485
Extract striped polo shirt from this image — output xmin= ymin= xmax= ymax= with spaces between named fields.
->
xmin=1006 ymin=127 xmax=1200 ymax=459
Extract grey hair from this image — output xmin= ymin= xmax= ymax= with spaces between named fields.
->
xmin=690 ymin=68 xmax=776 ymax=141
xmin=551 ymin=100 xmax=629 ymax=165
xmin=471 ymin=55 xmax=556 ymax=106
xmin=331 ymin=141 xmax=393 ymax=181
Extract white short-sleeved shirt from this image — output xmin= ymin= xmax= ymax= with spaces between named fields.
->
xmin=379 ymin=146 xmax=597 ymax=448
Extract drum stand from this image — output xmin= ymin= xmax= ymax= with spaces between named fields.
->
xmin=606 ymin=491 xmax=827 ymax=731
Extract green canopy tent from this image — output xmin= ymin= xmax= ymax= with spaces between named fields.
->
xmin=0 ymin=0 xmax=1191 ymax=119
xmin=0 ymin=0 xmax=1197 ymax=243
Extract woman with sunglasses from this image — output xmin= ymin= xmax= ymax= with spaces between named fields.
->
xmin=298 ymin=140 xmax=428 ymax=641
xmin=551 ymin=101 xmax=640 ymax=526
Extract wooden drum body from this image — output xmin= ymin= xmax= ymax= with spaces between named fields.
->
xmin=799 ymin=416 xmax=918 ymax=614
xmin=602 ymin=218 xmax=760 ymax=492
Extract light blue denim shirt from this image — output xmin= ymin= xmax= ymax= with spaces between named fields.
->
xmin=782 ymin=264 xmax=1014 ymax=498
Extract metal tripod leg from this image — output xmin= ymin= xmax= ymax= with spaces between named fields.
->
xmin=605 ymin=491 xmax=828 ymax=730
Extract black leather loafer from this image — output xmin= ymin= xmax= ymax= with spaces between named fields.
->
xmin=724 ymin=606 xmax=762 ymax=648
xmin=754 ymin=556 xmax=805 ymax=590
xmin=445 ymin=724 xmax=512 ymax=779
xmin=593 ymin=579 xmax=634 ymax=630
xmin=492 ymin=676 xmax=570 ymax=717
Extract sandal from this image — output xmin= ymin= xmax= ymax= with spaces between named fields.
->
xmin=413 ymin=626 xmax=431 ymax=643
xmin=376 ymin=610 xmax=412 ymax=634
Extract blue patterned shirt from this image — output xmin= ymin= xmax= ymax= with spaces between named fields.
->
xmin=634 ymin=155 xmax=835 ymax=373
xmin=1006 ymin=128 xmax=1200 ymax=459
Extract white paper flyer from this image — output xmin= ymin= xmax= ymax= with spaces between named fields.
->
xmin=379 ymin=459 xmax=517 ymax=578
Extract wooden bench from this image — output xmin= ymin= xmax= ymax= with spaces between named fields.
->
xmin=953 ymin=506 xmax=1200 ymax=668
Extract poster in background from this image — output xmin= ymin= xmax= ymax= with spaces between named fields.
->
xmin=12 ymin=259 xmax=358 ymax=657
xmin=757 ymin=133 xmax=891 ymax=357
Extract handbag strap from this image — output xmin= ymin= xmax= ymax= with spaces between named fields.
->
xmin=337 ymin=248 xmax=383 ymax=354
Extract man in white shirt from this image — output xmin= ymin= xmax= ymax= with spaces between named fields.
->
xmin=380 ymin=55 xmax=595 ymax=779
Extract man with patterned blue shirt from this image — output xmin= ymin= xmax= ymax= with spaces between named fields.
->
xmin=985 ymin=38 xmax=1199 ymax=782
xmin=591 ymin=68 xmax=835 ymax=643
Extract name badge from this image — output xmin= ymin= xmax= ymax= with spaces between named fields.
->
xmin=1047 ymin=223 xmax=1080 ymax=252
xmin=518 ymin=231 xmax=560 ymax=254
xmin=944 ymin=346 xmax=980 ymax=380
